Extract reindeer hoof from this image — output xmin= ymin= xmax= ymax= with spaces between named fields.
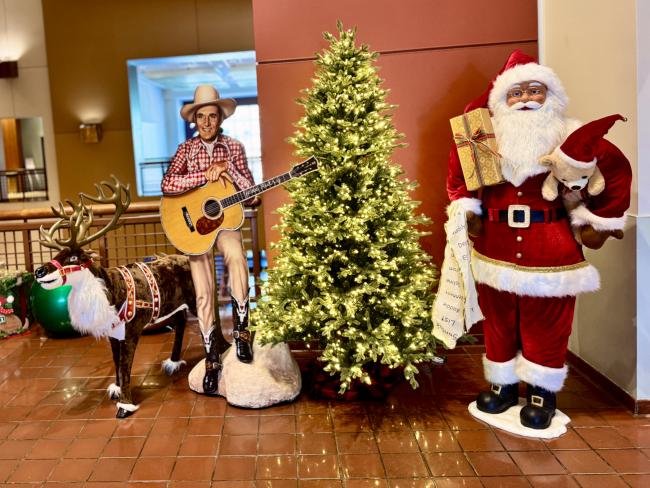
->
xmin=115 ymin=402 xmax=139 ymax=419
xmin=116 ymin=407 xmax=135 ymax=419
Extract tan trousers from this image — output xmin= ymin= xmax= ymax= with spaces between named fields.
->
xmin=189 ymin=230 xmax=249 ymax=335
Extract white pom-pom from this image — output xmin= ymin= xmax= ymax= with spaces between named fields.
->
xmin=6 ymin=295 xmax=14 ymax=304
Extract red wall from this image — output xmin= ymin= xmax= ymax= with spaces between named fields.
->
xmin=252 ymin=0 xmax=538 ymax=265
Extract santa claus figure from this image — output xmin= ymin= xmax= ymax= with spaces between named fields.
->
xmin=447 ymin=50 xmax=632 ymax=429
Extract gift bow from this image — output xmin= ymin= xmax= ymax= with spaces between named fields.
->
xmin=453 ymin=128 xmax=500 ymax=158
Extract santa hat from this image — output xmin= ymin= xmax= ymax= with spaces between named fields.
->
xmin=554 ymin=114 xmax=627 ymax=169
xmin=464 ymin=49 xmax=568 ymax=113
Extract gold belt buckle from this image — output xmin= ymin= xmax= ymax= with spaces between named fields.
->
xmin=507 ymin=204 xmax=530 ymax=228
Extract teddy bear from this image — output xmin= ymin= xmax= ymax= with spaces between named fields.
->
xmin=537 ymin=114 xmax=627 ymax=248
xmin=539 ymin=152 xmax=605 ymax=202
xmin=539 ymin=114 xmax=627 ymax=203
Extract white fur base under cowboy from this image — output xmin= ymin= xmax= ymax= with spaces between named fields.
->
xmin=188 ymin=341 xmax=301 ymax=408
xmin=468 ymin=400 xmax=570 ymax=439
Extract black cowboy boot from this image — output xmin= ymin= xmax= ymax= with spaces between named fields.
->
xmin=476 ymin=383 xmax=519 ymax=414
xmin=520 ymin=384 xmax=556 ymax=429
xmin=232 ymin=294 xmax=253 ymax=363
xmin=202 ymin=326 xmax=222 ymax=395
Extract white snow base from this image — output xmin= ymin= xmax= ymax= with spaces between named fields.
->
xmin=468 ymin=399 xmax=571 ymax=439
xmin=188 ymin=341 xmax=301 ymax=408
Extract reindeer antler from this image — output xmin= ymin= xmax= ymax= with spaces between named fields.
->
xmin=76 ymin=176 xmax=131 ymax=248
xmin=39 ymin=199 xmax=94 ymax=251
xmin=38 ymin=176 xmax=131 ymax=251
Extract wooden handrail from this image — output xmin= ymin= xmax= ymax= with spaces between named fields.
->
xmin=0 ymin=202 xmax=262 ymax=298
xmin=0 ymin=201 xmax=160 ymax=221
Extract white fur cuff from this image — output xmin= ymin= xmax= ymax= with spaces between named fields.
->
xmin=449 ymin=197 xmax=483 ymax=217
xmin=570 ymin=205 xmax=627 ymax=231
xmin=483 ymin=355 xmax=519 ymax=385
xmin=515 ymin=353 xmax=567 ymax=392
xmin=107 ymin=383 xmax=121 ymax=398
xmin=162 ymin=358 xmax=187 ymax=375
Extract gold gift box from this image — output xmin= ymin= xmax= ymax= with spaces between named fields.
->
xmin=450 ymin=108 xmax=503 ymax=191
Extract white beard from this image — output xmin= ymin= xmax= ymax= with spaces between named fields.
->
xmin=492 ymin=95 xmax=570 ymax=187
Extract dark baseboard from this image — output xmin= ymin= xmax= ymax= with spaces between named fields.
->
xmin=566 ymin=350 xmax=650 ymax=415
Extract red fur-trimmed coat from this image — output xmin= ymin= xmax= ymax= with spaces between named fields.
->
xmin=447 ymin=138 xmax=632 ymax=298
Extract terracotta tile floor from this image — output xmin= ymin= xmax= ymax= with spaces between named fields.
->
xmin=1 ymin=318 xmax=649 ymax=487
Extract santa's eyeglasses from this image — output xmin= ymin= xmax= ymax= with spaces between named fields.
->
xmin=507 ymin=83 xmax=547 ymax=100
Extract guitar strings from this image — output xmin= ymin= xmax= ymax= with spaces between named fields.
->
xmin=202 ymin=172 xmax=293 ymax=215
xmin=199 ymin=159 xmax=315 ymax=216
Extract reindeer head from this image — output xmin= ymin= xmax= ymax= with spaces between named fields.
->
xmin=34 ymin=176 xmax=131 ymax=289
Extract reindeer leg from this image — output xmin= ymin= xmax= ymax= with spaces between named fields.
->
xmin=107 ymin=337 xmax=122 ymax=400
xmin=162 ymin=311 xmax=187 ymax=375
xmin=116 ymin=336 xmax=140 ymax=419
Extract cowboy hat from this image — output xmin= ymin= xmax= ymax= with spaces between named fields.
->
xmin=180 ymin=85 xmax=237 ymax=122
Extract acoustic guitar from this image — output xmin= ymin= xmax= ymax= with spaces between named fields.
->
xmin=160 ymin=156 xmax=318 ymax=255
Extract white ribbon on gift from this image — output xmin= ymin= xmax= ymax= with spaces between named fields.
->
xmin=432 ymin=200 xmax=484 ymax=349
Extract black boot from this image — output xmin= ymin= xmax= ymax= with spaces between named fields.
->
xmin=476 ymin=383 xmax=519 ymax=414
xmin=520 ymin=384 xmax=556 ymax=429
xmin=202 ymin=326 xmax=222 ymax=395
xmin=232 ymin=294 xmax=253 ymax=363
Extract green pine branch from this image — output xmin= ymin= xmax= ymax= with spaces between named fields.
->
xmin=252 ymin=23 xmax=437 ymax=392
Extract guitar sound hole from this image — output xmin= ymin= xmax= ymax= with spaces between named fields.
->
xmin=203 ymin=199 xmax=222 ymax=220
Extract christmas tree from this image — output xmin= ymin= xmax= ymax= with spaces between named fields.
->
xmin=252 ymin=22 xmax=437 ymax=392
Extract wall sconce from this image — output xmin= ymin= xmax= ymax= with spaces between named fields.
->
xmin=0 ymin=61 xmax=18 ymax=78
xmin=79 ymin=123 xmax=102 ymax=143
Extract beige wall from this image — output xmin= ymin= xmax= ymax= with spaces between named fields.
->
xmin=539 ymin=0 xmax=642 ymax=398
xmin=0 ymin=0 xmax=60 ymax=208
xmin=539 ymin=0 xmax=638 ymax=212
xmin=637 ymin=0 xmax=650 ymax=401
xmin=41 ymin=0 xmax=254 ymax=201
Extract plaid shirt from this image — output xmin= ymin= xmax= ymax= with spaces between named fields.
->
xmin=161 ymin=135 xmax=255 ymax=194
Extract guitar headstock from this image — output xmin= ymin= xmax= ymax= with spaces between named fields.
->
xmin=290 ymin=156 xmax=319 ymax=178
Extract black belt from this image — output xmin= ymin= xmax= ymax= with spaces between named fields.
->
xmin=482 ymin=205 xmax=567 ymax=228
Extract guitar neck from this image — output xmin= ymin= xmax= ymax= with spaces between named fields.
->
xmin=220 ymin=172 xmax=293 ymax=209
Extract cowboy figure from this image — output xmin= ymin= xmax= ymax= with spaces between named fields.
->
xmin=162 ymin=84 xmax=257 ymax=395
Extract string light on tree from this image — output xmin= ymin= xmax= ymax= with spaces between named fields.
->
xmin=252 ymin=22 xmax=437 ymax=393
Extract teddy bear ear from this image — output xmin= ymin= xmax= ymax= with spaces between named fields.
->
xmin=587 ymin=167 xmax=606 ymax=195
xmin=539 ymin=155 xmax=555 ymax=167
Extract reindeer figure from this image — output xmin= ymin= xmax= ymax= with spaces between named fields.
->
xmin=34 ymin=177 xmax=200 ymax=418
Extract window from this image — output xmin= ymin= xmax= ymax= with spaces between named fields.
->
xmin=127 ymin=51 xmax=262 ymax=196
xmin=0 ymin=117 xmax=47 ymax=202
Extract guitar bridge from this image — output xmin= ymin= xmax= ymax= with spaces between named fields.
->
xmin=181 ymin=207 xmax=195 ymax=232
